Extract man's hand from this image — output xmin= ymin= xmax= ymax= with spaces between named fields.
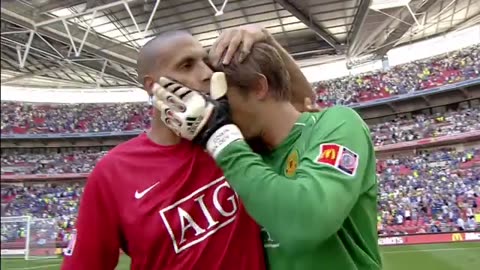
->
xmin=152 ymin=73 xmax=243 ymax=155
xmin=210 ymin=24 xmax=315 ymax=112
xmin=210 ymin=24 xmax=270 ymax=65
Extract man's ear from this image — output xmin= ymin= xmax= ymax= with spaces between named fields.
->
xmin=253 ymin=74 xmax=269 ymax=101
xmin=143 ymin=76 xmax=155 ymax=95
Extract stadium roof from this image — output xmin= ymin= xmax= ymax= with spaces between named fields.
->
xmin=1 ymin=0 xmax=479 ymax=89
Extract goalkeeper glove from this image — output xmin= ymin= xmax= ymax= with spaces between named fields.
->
xmin=152 ymin=72 xmax=244 ymax=158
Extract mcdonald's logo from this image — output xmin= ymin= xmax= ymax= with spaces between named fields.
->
xmin=317 ymin=143 xmax=341 ymax=166
xmin=322 ymin=149 xmax=337 ymax=160
xmin=451 ymin=233 xmax=463 ymax=242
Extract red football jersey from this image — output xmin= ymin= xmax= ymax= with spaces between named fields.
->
xmin=61 ymin=133 xmax=265 ymax=270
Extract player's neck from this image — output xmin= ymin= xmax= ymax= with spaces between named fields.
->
xmin=147 ymin=110 xmax=182 ymax=146
xmin=261 ymin=102 xmax=301 ymax=149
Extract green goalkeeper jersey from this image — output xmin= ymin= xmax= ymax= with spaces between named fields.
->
xmin=215 ymin=106 xmax=382 ymax=270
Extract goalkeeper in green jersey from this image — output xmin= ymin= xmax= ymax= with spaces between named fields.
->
xmin=152 ymin=42 xmax=382 ymax=269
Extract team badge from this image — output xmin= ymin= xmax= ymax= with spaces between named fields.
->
xmin=285 ymin=150 xmax=299 ymax=177
xmin=316 ymin=143 xmax=359 ymax=176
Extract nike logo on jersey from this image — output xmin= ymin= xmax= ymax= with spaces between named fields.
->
xmin=135 ymin=182 xmax=160 ymax=199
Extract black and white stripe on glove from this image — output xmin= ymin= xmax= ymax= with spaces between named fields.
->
xmin=153 ymin=72 xmax=243 ymax=156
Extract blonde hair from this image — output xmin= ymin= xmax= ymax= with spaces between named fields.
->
xmin=214 ymin=42 xmax=291 ymax=101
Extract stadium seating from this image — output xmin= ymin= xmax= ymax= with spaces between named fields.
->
xmin=1 ymin=149 xmax=107 ymax=175
xmin=2 ymin=106 xmax=478 ymax=175
xmin=1 ymin=45 xmax=479 ymax=136
xmin=1 ymin=102 xmax=151 ymax=135
xmin=1 ymin=148 xmax=478 ymax=247
xmin=371 ymin=106 xmax=480 ymax=146
xmin=1 ymin=183 xmax=81 ymax=244
xmin=377 ymin=148 xmax=479 ymax=235
xmin=1 ymin=45 xmax=479 ymax=248
xmin=314 ymin=44 xmax=479 ymax=106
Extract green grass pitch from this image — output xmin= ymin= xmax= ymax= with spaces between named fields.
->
xmin=1 ymin=242 xmax=479 ymax=270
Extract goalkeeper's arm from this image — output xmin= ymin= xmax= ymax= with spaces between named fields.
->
xmin=61 ymin=161 xmax=120 ymax=270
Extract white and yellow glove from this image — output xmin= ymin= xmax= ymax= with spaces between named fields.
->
xmin=152 ymin=72 xmax=243 ymax=158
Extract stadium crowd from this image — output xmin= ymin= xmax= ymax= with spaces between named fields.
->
xmin=1 ymin=148 xmax=479 ymax=247
xmin=377 ymin=148 xmax=480 ymax=235
xmin=1 ymin=45 xmax=479 ymax=136
xmin=371 ymin=106 xmax=480 ymax=146
xmin=314 ymin=44 xmax=480 ymax=106
xmin=1 ymin=149 xmax=108 ymax=175
xmin=2 ymin=105 xmax=478 ymax=175
xmin=1 ymin=183 xmax=82 ymax=246
xmin=1 ymin=102 xmax=151 ymax=135
xmin=1 ymin=44 xmax=479 ymax=250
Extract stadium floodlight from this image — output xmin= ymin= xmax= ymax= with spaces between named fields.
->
xmin=1 ymin=216 xmax=58 ymax=261
xmin=370 ymin=0 xmax=411 ymax=11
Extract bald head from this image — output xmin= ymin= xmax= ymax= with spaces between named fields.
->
xmin=137 ymin=30 xmax=192 ymax=84
xmin=136 ymin=30 xmax=213 ymax=95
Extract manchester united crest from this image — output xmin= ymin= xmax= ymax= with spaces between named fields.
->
xmin=285 ymin=150 xmax=299 ymax=177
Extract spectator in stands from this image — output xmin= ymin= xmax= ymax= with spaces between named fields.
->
xmin=376 ymin=147 xmax=480 ymax=235
xmin=314 ymin=44 xmax=480 ymax=106
xmin=1 ymin=45 xmax=479 ymax=246
xmin=0 ymin=102 xmax=152 ymax=135
xmin=1 ymin=150 xmax=107 ymax=175
xmin=1 ymin=45 xmax=479 ymax=136
xmin=370 ymin=106 xmax=480 ymax=146
xmin=3 ymin=105 xmax=479 ymax=175
xmin=1 ymin=183 xmax=82 ymax=245
xmin=2 ymin=147 xmax=478 ymax=247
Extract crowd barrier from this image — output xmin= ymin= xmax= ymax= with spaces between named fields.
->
xmin=378 ymin=231 xmax=480 ymax=246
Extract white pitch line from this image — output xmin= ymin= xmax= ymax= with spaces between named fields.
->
xmin=3 ymin=258 xmax=63 ymax=261
xmin=383 ymin=247 xmax=480 ymax=254
xmin=10 ymin=263 xmax=61 ymax=270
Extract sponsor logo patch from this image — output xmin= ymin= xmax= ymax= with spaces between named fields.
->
xmin=317 ymin=144 xmax=340 ymax=166
xmin=316 ymin=143 xmax=359 ymax=176
xmin=159 ymin=177 xmax=239 ymax=254
xmin=451 ymin=233 xmax=463 ymax=242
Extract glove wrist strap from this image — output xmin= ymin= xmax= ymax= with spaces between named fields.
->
xmin=206 ymin=124 xmax=243 ymax=159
